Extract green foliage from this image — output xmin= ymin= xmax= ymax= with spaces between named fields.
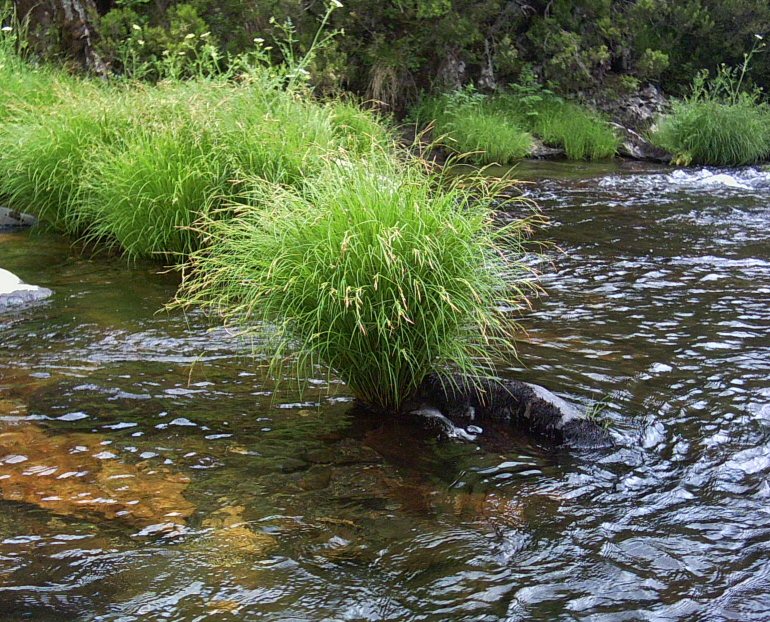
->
xmin=0 ymin=89 xmax=132 ymax=234
xmin=84 ymin=121 xmax=229 ymax=260
xmin=415 ymin=83 xmax=618 ymax=162
xmin=652 ymin=45 xmax=770 ymax=165
xmin=174 ymin=159 xmax=537 ymax=411
xmin=445 ymin=109 xmax=532 ymax=164
xmin=414 ymin=89 xmax=533 ymax=164
xmin=653 ymin=99 xmax=770 ymax=166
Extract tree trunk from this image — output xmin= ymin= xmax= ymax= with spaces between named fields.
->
xmin=13 ymin=0 xmax=108 ymax=75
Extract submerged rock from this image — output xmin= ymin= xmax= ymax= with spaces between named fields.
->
xmin=0 ymin=421 xmax=194 ymax=526
xmin=414 ymin=374 xmax=614 ymax=449
xmin=0 ymin=268 xmax=53 ymax=311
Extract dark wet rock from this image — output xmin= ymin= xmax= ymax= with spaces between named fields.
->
xmin=413 ymin=374 xmax=614 ymax=450
xmin=0 ymin=207 xmax=37 ymax=229
xmin=0 ymin=268 xmax=53 ymax=311
xmin=611 ymin=123 xmax=671 ymax=163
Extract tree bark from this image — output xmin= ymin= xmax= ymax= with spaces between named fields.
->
xmin=13 ymin=0 xmax=108 ymax=75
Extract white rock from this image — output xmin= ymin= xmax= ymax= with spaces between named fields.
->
xmin=0 ymin=268 xmax=53 ymax=310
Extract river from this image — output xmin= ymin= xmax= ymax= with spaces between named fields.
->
xmin=1 ymin=161 xmax=768 ymax=621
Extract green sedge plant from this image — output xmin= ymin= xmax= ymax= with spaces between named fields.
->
xmin=173 ymin=157 xmax=539 ymax=412
xmin=653 ymin=35 xmax=770 ymax=166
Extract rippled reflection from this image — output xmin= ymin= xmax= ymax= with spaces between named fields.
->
xmin=1 ymin=163 xmax=769 ymax=620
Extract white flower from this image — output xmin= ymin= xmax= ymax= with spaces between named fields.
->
xmin=1 ymin=26 xmax=12 ymax=32
xmin=184 ymin=33 xmax=195 ymax=40
xmin=330 ymin=0 xmax=343 ymax=7
xmin=132 ymin=24 xmax=141 ymax=31
xmin=755 ymin=34 xmax=764 ymax=40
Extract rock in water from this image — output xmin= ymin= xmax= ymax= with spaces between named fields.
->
xmin=0 ymin=268 xmax=53 ymax=311
xmin=0 ymin=421 xmax=194 ymax=527
xmin=0 ymin=207 xmax=37 ymax=229
xmin=415 ymin=374 xmax=614 ymax=449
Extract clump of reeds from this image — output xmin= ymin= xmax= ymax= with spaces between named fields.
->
xmin=174 ymin=158 xmax=538 ymax=412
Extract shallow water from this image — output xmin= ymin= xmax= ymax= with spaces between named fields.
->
xmin=1 ymin=162 xmax=769 ymax=621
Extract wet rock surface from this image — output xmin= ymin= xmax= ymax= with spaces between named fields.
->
xmin=0 ymin=207 xmax=37 ymax=230
xmin=413 ymin=373 xmax=614 ymax=449
xmin=0 ymin=417 xmax=194 ymax=527
xmin=0 ymin=267 xmax=53 ymax=311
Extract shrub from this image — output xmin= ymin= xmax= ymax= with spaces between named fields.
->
xmin=174 ymin=158 xmax=537 ymax=412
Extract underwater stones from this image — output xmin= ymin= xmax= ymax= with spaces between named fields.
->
xmin=201 ymin=505 xmax=278 ymax=561
xmin=0 ymin=421 xmax=194 ymax=526
xmin=0 ymin=267 xmax=53 ymax=311
xmin=415 ymin=374 xmax=614 ymax=449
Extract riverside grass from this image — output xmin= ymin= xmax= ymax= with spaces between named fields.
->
xmin=0 ymin=75 xmax=397 ymax=260
xmin=0 ymin=51 xmax=536 ymax=412
xmin=653 ymin=100 xmax=770 ymax=165
xmin=174 ymin=159 xmax=538 ymax=412
xmin=415 ymin=90 xmax=619 ymax=163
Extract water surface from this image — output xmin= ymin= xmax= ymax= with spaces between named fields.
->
xmin=1 ymin=162 xmax=769 ymax=621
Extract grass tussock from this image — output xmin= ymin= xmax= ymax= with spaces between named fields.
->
xmin=174 ymin=159 xmax=538 ymax=412
xmin=415 ymin=88 xmax=618 ymax=163
xmin=414 ymin=94 xmax=533 ymax=164
xmin=652 ymin=99 xmax=770 ymax=166
xmin=0 ymin=37 xmax=537 ymax=412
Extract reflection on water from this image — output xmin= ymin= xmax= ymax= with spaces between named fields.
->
xmin=1 ymin=163 xmax=769 ymax=620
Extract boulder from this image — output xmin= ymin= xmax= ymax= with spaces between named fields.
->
xmin=413 ymin=373 xmax=614 ymax=449
xmin=611 ymin=123 xmax=671 ymax=163
xmin=0 ymin=268 xmax=53 ymax=310
xmin=0 ymin=207 xmax=37 ymax=229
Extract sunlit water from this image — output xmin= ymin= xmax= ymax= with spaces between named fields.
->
xmin=1 ymin=162 xmax=769 ymax=621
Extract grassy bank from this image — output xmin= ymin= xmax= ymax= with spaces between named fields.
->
xmin=0 ymin=35 xmax=536 ymax=412
xmin=413 ymin=87 xmax=619 ymax=164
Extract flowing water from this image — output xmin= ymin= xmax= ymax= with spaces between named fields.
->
xmin=1 ymin=162 xmax=769 ymax=621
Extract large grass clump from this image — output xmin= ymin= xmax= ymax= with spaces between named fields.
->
xmin=414 ymin=87 xmax=618 ymax=162
xmin=490 ymin=90 xmax=619 ymax=160
xmin=0 ymin=91 xmax=133 ymax=234
xmin=651 ymin=51 xmax=770 ymax=166
xmin=175 ymin=159 xmax=537 ymax=412
xmin=653 ymin=99 xmax=770 ymax=165
xmin=84 ymin=122 xmax=229 ymax=260
xmin=414 ymin=93 xmax=533 ymax=164
xmin=0 ymin=65 xmax=396 ymax=259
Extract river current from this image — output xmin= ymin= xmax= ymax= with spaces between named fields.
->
xmin=1 ymin=162 xmax=768 ymax=621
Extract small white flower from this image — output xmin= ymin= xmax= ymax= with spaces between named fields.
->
xmin=1 ymin=26 xmax=12 ymax=32
xmin=200 ymin=31 xmax=210 ymax=38
xmin=137 ymin=39 xmax=145 ymax=45
xmin=330 ymin=0 xmax=343 ymax=7
xmin=184 ymin=33 xmax=195 ymax=39
xmin=755 ymin=34 xmax=764 ymax=40
xmin=254 ymin=37 xmax=265 ymax=44
xmin=132 ymin=24 xmax=141 ymax=31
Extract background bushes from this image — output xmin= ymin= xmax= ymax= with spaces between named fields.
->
xmin=9 ymin=0 xmax=770 ymax=108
